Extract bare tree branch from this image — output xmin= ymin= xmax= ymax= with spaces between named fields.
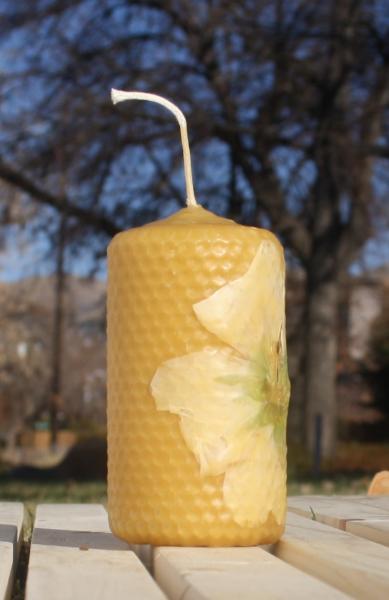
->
xmin=0 ymin=159 xmax=119 ymax=236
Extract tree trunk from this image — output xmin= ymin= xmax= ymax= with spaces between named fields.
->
xmin=50 ymin=211 xmax=66 ymax=447
xmin=287 ymin=366 xmax=306 ymax=445
xmin=305 ymin=275 xmax=339 ymax=460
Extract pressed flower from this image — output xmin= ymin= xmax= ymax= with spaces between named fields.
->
xmin=150 ymin=237 xmax=290 ymax=526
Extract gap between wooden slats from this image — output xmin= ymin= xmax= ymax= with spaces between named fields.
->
xmin=0 ymin=502 xmax=24 ymax=600
xmin=154 ymin=546 xmax=351 ymax=599
xmin=129 ymin=544 xmax=153 ymax=573
xmin=275 ymin=511 xmax=389 ymax=599
xmin=25 ymin=504 xmax=166 ymax=600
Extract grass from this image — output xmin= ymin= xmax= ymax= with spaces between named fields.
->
xmin=0 ymin=474 xmax=371 ymax=508
xmin=0 ymin=479 xmax=107 ymax=504
xmin=287 ymin=474 xmax=371 ymax=495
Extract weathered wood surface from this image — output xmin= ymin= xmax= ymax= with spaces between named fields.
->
xmin=347 ymin=495 xmax=389 ymax=510
xmin=288 ymin=495 xmax=389 ymax=530
xmin=0 ymin=502 xmax=24 ymax=600
xmin=2 ymin=498 xmax=389 ymax=599
xmin=25 ymin=504 xmax=166 ymax=600
xmin=275 ymin=511 xmax=389 ymax=599
xmin=288 ymin=494 xmax=389 ymax=548
xmin=154 ymin=546 xmax=350 ymax=599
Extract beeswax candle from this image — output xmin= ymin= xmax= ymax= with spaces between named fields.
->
xmin=107 ymin=90 xmax=290 ymax=547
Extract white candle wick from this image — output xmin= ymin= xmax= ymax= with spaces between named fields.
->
xmin=111 ymin=89 xmax=197 ymax=208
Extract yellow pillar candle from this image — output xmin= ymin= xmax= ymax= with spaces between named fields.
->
xmin=107 ymin=90 xmax=290 ymax=547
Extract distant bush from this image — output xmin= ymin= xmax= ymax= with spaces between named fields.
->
xmin=7 ymin=435 xmax=107 ymax=481
xmin=57 ymin=436 xmax=107 ymax=480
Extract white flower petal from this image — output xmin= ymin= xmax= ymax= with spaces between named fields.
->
xmin=193 ymin=239 xmax=285 ymax=359
xmin=150 ymin=348 xmax=259 ymax=475
xmin=223 ymin=426 xmax=286 ymax=526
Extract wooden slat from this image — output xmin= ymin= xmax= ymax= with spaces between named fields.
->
xmin=0 ymin=502 xmax=24 ymax=600
xmin=288 ymin=495 xmax=389 ymax=530
xmin=25 ymin=504 xmax=166 ymax=600
xmin=309 ymin=495 xmax=389 ymax=512
xmin=154 ymin=546 xmax=350 ymax=599
xmin=275 ymin=511 xmax=389 ymax=599
xmin=346 ymin=519 xmax=389 ymax=547
xmin=347 ymin=495 xmax=389 ymax=511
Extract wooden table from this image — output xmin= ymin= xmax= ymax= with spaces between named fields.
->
xmin=1 ymin=495 xmax=389 ymax=599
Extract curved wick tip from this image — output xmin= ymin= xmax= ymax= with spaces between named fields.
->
xmin=111 ymin=88 xmax=122 ymax=104
xmin=110 ymin=88 xmax=197 ymax=207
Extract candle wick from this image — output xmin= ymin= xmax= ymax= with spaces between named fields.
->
xmin=111 ymin=89 xmax=197 ymax=208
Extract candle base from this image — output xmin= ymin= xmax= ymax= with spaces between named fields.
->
xmin=108 ymin=505 xmax=285 ymax=547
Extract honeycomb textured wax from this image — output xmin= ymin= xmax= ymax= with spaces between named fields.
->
xmin=107 ymin=204 xmax=290 ymax=546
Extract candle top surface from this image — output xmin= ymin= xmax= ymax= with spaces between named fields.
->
xmin=110 ymin=205 xmax=282 ymax=254
xmin=146 ymin=205 xmax=235 ymax=227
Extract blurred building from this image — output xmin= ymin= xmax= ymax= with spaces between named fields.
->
xmin=0 ymin=276 xmax=106 ymax=445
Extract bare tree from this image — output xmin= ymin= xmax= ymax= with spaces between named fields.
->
xmin=0 ymin=276 xmax=106 ymax=439
xmin=0 ymin=0 xmax=388 ymax=458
